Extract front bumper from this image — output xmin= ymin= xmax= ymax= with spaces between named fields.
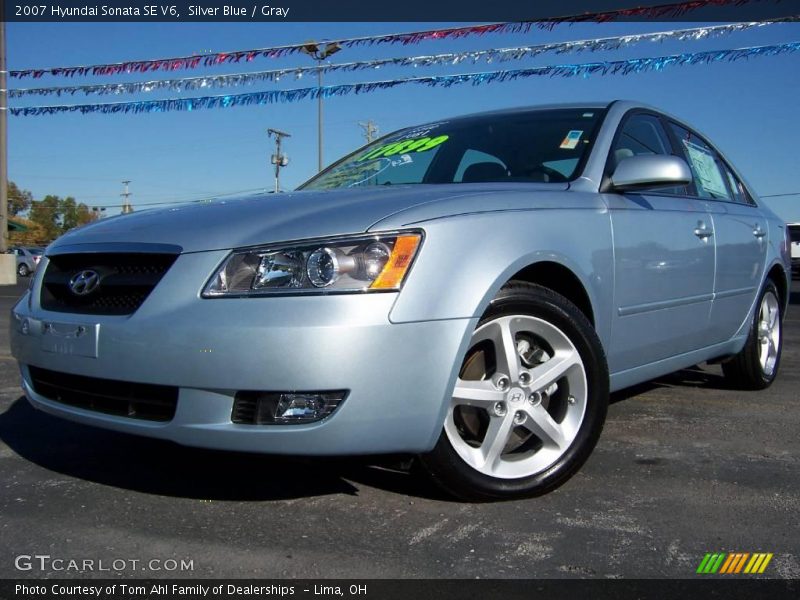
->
xmin=11 ymin=251 xmax=476 ymax=455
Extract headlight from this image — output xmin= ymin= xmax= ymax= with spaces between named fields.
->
xmin=203 ymin=231 xmax=422 ymax=297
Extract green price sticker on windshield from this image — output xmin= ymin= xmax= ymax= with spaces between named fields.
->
xmin=357 ymin=135 xmax=449 ymax=162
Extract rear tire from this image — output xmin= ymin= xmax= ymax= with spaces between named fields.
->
xmin=721 ymin=280 xmax=783 ymax=390
xmin=419 ymin=282 xmax=609 ymax=501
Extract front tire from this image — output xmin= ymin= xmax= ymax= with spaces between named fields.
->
xmin=419 ymin=282 xmax=609 ymax=501
xmin=722 ymin=280 xmax=783 ymax=390
xmin=17 ymin=264 xmax=30 ymax=277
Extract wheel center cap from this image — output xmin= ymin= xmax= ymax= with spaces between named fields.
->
xmin=507 ymin=387 xmax=526 ymax=403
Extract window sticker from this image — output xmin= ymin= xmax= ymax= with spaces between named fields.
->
xmin=357 ymin=135 xmax=449 ymax=162
xmin=394 ymin=121 xmax=449 ymax=141
xmin=683 ymin=140 xmax=728 ymax=198
xmin=560 ymin=130 xmax=583 ymax=150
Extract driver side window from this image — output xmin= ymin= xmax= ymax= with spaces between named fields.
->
xmin=611 ymin=113 xmax=689 ymax=196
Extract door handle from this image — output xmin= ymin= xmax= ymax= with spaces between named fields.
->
xmin=753 ymin=225 xmax=767 ymax=239
xmin=693 ymin=226 xmax=713 ymax=240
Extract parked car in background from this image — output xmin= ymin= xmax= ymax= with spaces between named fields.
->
xmin=788 ymin=223 xmax=800 ymax=276
xmin=10 ymin=101 xmax=790 ymax=500
xmin=8 ymin=247 xmax=44 ymax=277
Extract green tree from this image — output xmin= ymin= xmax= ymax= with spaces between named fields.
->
xmin=75 ymin=203 xmax=96 ymax=228
xmin=59 ymin=197 xmax=96 ymax=232
xmin=60 ymin=197 xmax=78 ymax=231
xmin=28 ymin=195 xmax=62 ymax=241
xmin=7 ymin=181 xmax=33 ymax=216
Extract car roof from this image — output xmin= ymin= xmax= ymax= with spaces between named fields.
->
xmin=469 ymin=101 xmax=612 ymax=116
xmin=412 ymin=100 xmax=662 ymax=130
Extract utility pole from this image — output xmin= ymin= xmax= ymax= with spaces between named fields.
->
xmin=300 ymin=41 xmax=341 ymax=173
xmin=0 ymin=14 xmax=16 ymax=284
xmin=359 ymin=120 xmax=379 ymax=144
xmin=267 ymin=128 xmax=291 ymax=193
xmin=120 ymin=180 xmax=134 ymax=214
xmin=0 ymin=15 xmax=8 ymax=254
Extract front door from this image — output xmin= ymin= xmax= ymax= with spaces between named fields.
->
xmin=607 ymin=194 xmax=715 ymax=373
xmin=604 ymin=112 xmax=715 ymax=374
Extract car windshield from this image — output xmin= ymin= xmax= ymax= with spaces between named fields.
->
xmin=27 ymin=248 xmax=43 ymax=255
xmin=300 ymin=108 xmax=605 ymax=190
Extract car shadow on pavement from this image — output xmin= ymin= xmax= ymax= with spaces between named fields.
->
xmin=609 ymin=365 xmax=736 ymax=404
xmin=0 ymin=397 xmax=449 ymax=502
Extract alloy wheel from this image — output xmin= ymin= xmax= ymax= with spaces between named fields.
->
xmin=445 ymin=314 xmax=588 ymax=479
xmin=757 ymin=290 xmax=780 ymax=376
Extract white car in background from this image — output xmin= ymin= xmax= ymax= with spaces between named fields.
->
xmin=788 ymin=223 xmax=800 ymax=276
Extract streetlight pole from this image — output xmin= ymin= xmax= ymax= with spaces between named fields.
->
xmin=300 ymin=42 xmax=341 ymax=173
xmin=0 ymin=13 xmax=16 ymax=284
xmin=317 ymin=66 xmax=323 ymax=173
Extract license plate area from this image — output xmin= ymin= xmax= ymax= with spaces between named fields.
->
xmin=41 ymin=321 xmax=100 ymax=358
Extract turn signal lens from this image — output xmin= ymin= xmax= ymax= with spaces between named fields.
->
xmin=370 ymin=234 xmax=422 ymax=290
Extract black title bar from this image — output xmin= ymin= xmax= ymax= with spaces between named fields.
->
xmin=3 ymin=0 xmax=800 ymax=22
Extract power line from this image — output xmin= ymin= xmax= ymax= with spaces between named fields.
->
xmin=24 ymin=187 xmax=268 ymax=209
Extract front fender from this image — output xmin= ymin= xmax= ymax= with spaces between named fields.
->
xmin=381 ymin=207 xmax=614 ymax=352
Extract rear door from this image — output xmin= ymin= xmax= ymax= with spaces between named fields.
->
xmin=668 ymin=122 xmax=768 ymax=343
xmin=604 ymin=112 xmax=715 ymax=373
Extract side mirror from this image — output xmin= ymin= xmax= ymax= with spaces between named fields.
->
xmin=611 ymin=154 xmax=692 ymax=192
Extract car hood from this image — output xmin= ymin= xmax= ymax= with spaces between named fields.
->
xmin=49 ymin=183 xmax=568 ymax=254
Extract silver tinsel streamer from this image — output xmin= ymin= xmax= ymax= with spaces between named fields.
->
xmin=7 ymin=0 xmax=778 ymax=79
xmin=8 ymin=20 xmax=794 ymax=99
xmin=9 ymin=41 xmax=800 ymax=117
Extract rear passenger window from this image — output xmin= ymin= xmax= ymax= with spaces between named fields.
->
xmin=669 ymin=123 xmax=732 ymax=201
xmin=720 ymin=164 xmax=753 ymax=205
xmin=611 ymin=113 xmax=688 ymax=196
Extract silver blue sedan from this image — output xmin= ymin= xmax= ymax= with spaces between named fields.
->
xmin=10 ymin=100 xmax=790 ymax=500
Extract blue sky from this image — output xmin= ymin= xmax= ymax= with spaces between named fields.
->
xmin=6 ymin=21 xmax=800 ymax=220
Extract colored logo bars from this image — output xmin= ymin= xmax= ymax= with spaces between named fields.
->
xmin=696 ymin=552 xmax=774 ymax=574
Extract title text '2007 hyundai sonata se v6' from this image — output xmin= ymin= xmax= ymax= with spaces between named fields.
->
xmin=11 ymin=101 xmax=790 ymax=500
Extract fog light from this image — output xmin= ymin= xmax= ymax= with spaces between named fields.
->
xmin=232 ymin=391 xmax=347 ymax=425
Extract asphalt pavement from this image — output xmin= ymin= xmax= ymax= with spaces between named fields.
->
xmin=0 ymin=279 xmax=798 ymax=579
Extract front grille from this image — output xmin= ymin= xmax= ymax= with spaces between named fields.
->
xmin=40 ymin=253 xmax=178 ymax=315
xmin=29 ymin=366 xmax=178 ymax=422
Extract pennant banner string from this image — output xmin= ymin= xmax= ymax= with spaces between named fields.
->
xmin=8 ymin=19 xmax=795 ymax=99
xmin=10 ymin=41 xmax=800 ymax=117
xmin=8 ymin=0 xmax=777 ymax=79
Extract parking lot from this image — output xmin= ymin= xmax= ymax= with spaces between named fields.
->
xmin=0 ymin=279 xmax=798 ymax=579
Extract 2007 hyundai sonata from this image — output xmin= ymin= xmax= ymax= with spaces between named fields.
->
xmin=11 ymin=100 xmax=790 ymax=500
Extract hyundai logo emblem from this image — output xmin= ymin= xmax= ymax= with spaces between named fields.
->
xmin=69 ymin=270 xmax=101 ymax=296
